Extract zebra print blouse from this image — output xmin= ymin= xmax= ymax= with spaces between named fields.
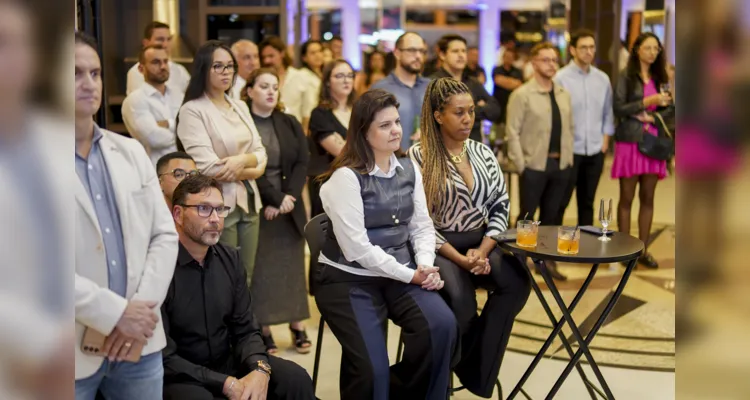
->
xmin=408 ymin=140 xmax=510 ymax=249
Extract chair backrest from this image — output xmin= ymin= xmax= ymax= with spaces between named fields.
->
xmin=304 ymin=213 xmax=328 ymax=295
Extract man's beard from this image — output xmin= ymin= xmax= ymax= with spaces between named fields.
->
xmin=185 ymin=222 xmax=221 ymax=246
xmin=147 ymin=72 xmax=169 ymax=85
xmin=400 ymin=60 xmax=422 ymax=75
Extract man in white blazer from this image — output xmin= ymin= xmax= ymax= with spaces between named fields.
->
xmin=75 ymin=32 xmax=178 ymax=399
xmin=122 ymin=45 xmax=184 ymax=166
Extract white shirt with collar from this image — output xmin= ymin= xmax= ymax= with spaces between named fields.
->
xmin=318 ymin=154 xmax=436 ymax=283
xmin=126 ymin=60 xmax=191 ymax=95
xmin=231 ymin=75 xmax=248 ymax=101
xmin=121 ymin=82 xmax=184 ymax=166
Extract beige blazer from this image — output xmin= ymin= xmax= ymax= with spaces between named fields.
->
xmin=177 ymin=94 xmax=266 ymax=213
xmin=505 ymin=78 xmax=575 ymax=173
xmin=75 ymin=126 xmax=178 ymax=379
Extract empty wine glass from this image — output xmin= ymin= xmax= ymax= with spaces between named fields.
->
xmin=598 ymin=198 xmax=613 ymax=242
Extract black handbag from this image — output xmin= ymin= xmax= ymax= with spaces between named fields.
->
xmin=638 ymin=112 xmax=674 ymax=161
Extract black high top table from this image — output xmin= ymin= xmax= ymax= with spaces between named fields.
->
xmin=496 ymin=226 xmax=644 ymax=400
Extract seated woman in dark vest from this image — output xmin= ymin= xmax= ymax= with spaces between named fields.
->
xmin=316 ymin=89 xmax=458 ymax=400
xmin=408 ymin=78 xmax=531 ymax=398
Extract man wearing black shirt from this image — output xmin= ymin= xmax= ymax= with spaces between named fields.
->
xmin=162 ymin=174 xmax=315 ymax=400
xmin=491 ymin=48 xmax=523 ymax=124
xmin=430 ymin=34 xmax=501 ymax=142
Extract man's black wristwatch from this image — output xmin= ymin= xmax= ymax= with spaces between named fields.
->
xmin=254 ymin=360 xmax=272 ymax=377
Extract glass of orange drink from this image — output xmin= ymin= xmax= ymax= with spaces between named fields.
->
xmin=516 ymin=220 xmax=538 ymax=248
xmin=557 ymin=226 xmax=581 ymax=255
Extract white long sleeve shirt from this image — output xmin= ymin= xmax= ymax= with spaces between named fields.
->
xmin=318 ymin=155 xmax=436 ymax=283
xmin=121 ymin=83 xmax=184 ymax=166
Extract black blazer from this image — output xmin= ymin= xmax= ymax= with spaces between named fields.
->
xmin=613 ymin=73 xmax=675 ymax=143
xmin=253 ymin=109 xmax=310 ymax=235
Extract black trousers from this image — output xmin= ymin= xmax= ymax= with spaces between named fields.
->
xmin=556 ymin=152 xmax=605 ymax=226
xmin=163 ymin=355 xmax=315 ymax=400
xmin=519 ymin=158 xmax=572 ymax=225
xmin=435 ymin=230 xmax=531 ymax=398
xmin=315 ymin=265 xmax=459 ymax=400
xmin=307 ymin=177 xmax=324 ymax=220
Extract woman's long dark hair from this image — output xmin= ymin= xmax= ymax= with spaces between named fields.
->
xmin=364 ymin=51 xmax=386 ymax=86
xmin=626 ymin=32 xmax=668 ymax=92
xmin=318 ymin=59 xmax=357 ymax=110
xmin=182 ymin=40 xmax=238 ymax=106
xmin=301 ymin=40 xmax=323 ymax=73
xmin=317 ymin=89 xmax=404 ymax=182
xmin=176 ymin=40 xmax=238 ymax=151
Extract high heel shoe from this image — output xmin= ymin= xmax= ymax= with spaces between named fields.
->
xmin=290 ymin=327 xmax=312 ymax=354
xmin=261 ymin=332 xmax=278 ymax=354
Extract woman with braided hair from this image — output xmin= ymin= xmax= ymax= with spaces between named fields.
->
xmin=408 ymin=77 xmax=531 ymax=398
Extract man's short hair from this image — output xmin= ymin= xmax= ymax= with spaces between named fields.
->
xmin=75 ymin=31 xmax=99 ymax=53
xmin=138 ymin=44 xmax=167 ymax=65
xmin=157 ymin=151 xmax=195 ymax=175
xmin=143 ymin=21 xmax=170 ymax=40
xmin=329 ymin=36 xmax=343 ymax=43
xmin=258 ymin=36 xmax=291 ymax=68
xmin=394 ymin=31 xmax=424 ymax=49
xmin=172 ymin=174 xmax=223 ymax=208
xmin=530 ymin=42 xmax=557 ymax=57
xmin=570 ymin=29 xmax=596 ymax=48
xmin=437 ymin=34 xmax=467 ymax=53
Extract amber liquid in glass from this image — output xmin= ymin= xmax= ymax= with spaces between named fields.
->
xmin=557 ymin=237 xmax=580 ymax=254
xmin=517 ymin=231 xmax=538 ymax=247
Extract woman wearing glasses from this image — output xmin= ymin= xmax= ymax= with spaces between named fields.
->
xmin=177 ymin=40 xmax=267 ymax=286
xmin=612 ymin=32 xmax=674 ymax=269
xmin=307 ymin=59 xmax=356 ymax=219
xmin=242 ymin=68 xmax=312 ymax=354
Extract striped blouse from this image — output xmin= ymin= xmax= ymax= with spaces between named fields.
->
xmin=408 ymin=140 xmax=510 ymax=249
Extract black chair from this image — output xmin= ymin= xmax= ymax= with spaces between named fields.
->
xmin=304 ymin=213 xmax=500 ymax=398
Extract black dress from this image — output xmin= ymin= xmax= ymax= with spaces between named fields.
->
xmin=307 ymin=106 xmax=348 ymax=218
xmin=251 ymin=110 xmax=310 ymax=325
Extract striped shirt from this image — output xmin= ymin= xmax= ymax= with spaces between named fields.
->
xmin=408 ymin=140 xmax=510 ymax=249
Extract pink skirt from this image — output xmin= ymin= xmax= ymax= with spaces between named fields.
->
xmin=611 ymin=140 xmax=668 ymax=180
xmin=676 ymin=125 xmax=741 ymax=177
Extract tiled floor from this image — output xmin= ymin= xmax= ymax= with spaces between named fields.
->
xmin=272 ymin=155 xmax=675 ymax=399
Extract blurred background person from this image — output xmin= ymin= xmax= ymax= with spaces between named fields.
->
xmin=431 ymin=34 xmax=500 ymax=144
xmin=0 ymin=2 xmax=73 ymax=398
xmin=321 ymin=46 xmax=333 ymax=64
xmin=495 ymin=32 xmax=517 ymax=67
xmin=409 ymin=78 xmax=530 ymax=397
xmin=230 ymin=39 xmax=260 ymax=101
xmin=554 ymin=29 xmax=615 ymax=226
xmin=243 ymin=68 xmax=311 ymax=354
xmin=464 ymin=46 xmax=486 ymax=85
xmin=126 ymin=21 xmax=190 ymax=95
xmin=177 ymin=40 xmax=267 ymax=286
xmin=355 ymin=50 xmax=387 ymax=94
xmin=328 ymin=35 xmax=343 ymax=60
xmin=371 ymin=31 xmax=430 ymax=147
xmin=260 ymin=36 xmax=317 ymax=132
xmin=491 ymin=47 xmax=523 ymax=152
xmin=300 ymin=39 xmax=324 ymax=78
xmin=422 ymin=43 xmax=442 ymax=77
xmin=74 ymin=32 xmax=178 ymax=400
xmin=122 ymin=45 xmax=183 ymax=167
xmin=506 ymin=42 xmax=574 ymax=281
xmin=612 ymin=32 xmax=673 ymax=269
xmin=156 ymin=152 xmax=198 ymax=209
xmin=307 ymin=59 xmax=356 ymax=220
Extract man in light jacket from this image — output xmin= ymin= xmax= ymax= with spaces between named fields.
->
xmin=74 ymin=32 xmax=178 ymax=399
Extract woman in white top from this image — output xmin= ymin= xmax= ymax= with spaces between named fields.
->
xmin=176 ymin=40 xmax=267 ymax=284
xmin=315 ymin=89 xmax=458 ymax=400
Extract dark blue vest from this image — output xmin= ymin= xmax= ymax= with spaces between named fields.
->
xmin=322 ymin=158 xmax=417 ymax=271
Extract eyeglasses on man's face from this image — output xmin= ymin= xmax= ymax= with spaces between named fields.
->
xmin=179 ymin=204 xmax=231 ymax=218
xmin=212 ymin=63 xmax=236 ymax=74
xmin=159 ymin=168 xmax=200 ymax=181
xmin=399 ymin=48 xmax=427 ymax=56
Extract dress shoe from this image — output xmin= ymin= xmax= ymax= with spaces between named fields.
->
xmin=638 ymin=253 xmax=659 ymax=269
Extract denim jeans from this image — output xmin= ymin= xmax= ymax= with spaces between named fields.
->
xmin=75 ymin=352 xmax=163 ymax=400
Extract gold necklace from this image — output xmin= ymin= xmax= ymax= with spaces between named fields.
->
xmin=449 ymin=141 xmax=468 ymax=164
